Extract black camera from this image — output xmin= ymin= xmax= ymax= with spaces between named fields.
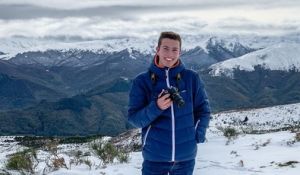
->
xmin=162 ymin=87 xmax=185 ymax=107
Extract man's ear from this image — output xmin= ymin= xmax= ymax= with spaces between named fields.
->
xmin=156 ymin=46 xmax=159 ymax=52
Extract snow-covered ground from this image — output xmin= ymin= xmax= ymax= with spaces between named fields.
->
xmin=93 ymin=131 xmax=300 ymax=175
xmin=1 ymin=103 xmax=300 ymax=175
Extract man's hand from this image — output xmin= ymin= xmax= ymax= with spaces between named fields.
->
xmin=157 ymin=90 xmax=172 ymax=110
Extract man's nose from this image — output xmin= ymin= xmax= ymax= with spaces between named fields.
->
xmin=165 ymin=50 xmax=173 ymax=57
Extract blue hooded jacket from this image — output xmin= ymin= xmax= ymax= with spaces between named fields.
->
xmin=128 ymin=59 xmax=211 ymax=162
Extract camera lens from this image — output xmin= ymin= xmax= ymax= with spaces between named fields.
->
xmin=168 ymin=87 xmax=185 ymax=107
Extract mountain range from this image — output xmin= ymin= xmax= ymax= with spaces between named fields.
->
xmin=0 ymin=35 xmax=300 ymax=136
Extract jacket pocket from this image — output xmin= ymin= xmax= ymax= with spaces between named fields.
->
xmin=143 ymin=125 xmax=152 ymax=147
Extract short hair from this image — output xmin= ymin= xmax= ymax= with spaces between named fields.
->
xmin=158 ymin=31 xmax=182 ymax=49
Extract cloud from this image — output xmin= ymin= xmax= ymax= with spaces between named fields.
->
xmin=0 ymin=4 xmax=156 ymax=20
xmin=1 ymin=0 xmax=299 ymax=10
xmin=1 ymin=0 xmax=300 ymax=20
xmin=0 ymin=0 xmax=300 ymax=39
xmin=0 ymin=16 xmax=209 ymax=39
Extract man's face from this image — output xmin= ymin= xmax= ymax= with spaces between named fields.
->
xmin=156 ymin=38 xmax=180 ymax=68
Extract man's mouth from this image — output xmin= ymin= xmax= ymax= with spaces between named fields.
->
xmin=165 ymin=57 xmax=173 ymax=61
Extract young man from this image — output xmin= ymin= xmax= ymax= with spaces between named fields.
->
xmin=128 ymin=31 xmax=211 ymax=175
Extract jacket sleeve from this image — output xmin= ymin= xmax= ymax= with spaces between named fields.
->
xmin=127 ymin=76 xmax=163 ymax=128
xmin=193 ymin=74 xmax=211 ymax=143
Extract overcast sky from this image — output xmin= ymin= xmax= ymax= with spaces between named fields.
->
xmin=0 ymin=0 xmax=300 ymax=39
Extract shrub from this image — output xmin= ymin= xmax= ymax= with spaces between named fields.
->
xmin=253 ymin=139 xmax=271 ymax=150
xmin=132 ymin=143 xmax=142 ymax=152
xmin=59 ymin=135 xmax=103 ymax=144
xmin=223 ymin=127 xmax=238 ymax=138
xmin=83 ymin=152 xmax=91 ymax=156
xmin=75 ymin=150 xmax=83 ymax=159
xmin=5 ymin=149 xmax=37 ymax=174
xmin=83 ymin=159 xmax=92 ymax=170
xmin=0 ymin=172 xmax=10 ymax=175
xmin=91 ymin=141 xmax=129 ymax=165
xmin=92 ymin=142 xmax=118 ymax=164
xmin=116 ymin=151 xmax=129 ymax=163
xmin=295 ymin=132 xmax=300 ymax=142
xmin=44 ymin=139 xmax=59 ymax=156
xmin=52 ymin=157 xmax=67 ymax=170
xmin=287 ymin=132 xmax=300 ymax=146
xmin=14 ymin=136 xmax=55 ymax=148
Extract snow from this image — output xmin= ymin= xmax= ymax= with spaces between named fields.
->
xmin=46 ymin=132 xmax=300 ymax=175
xmin=214 ymin=103 xmax=300 ymax=132
xmin=209 ymin=43 xmax=300 ymax=77
xmin=1 ymin=103 xmax=300 ymax=175
xmin=195 ymin=131 xmax=300 ymax=175
xmin=0 ymin=37 xmax=156 ymax=60
xmin=0 ymin=34 xmax=285 ymax=61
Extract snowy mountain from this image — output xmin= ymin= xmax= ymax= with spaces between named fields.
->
xmin=1 ymin=35 xmax=300 ymax=136
xmin=0 ymin=102 xmax=299 ymax=175
xmin=2 ymin=33 xmax=299 ymax=62
xmin=205 ymin=36 xmax=256 ymax=62
xmin=209 ymin=43 xmax=300 ymax=77
xmin=0 ymin=37 xmax=156 ymax=61
xmin=0 ymin=35 xmax=264 ymax=61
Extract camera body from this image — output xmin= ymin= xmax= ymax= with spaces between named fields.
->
xmin=162 ymin=86 xmax=185 ymax=107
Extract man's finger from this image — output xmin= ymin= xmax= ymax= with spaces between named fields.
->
xmin=163 ymin=99 xmax=172 ymax=106
xmin=158 ymin=89 xmax=165 ymax=98
xmin=162 ymin=93 xmax=170 ymax=100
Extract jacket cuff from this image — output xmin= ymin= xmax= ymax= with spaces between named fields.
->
xmin=196 ymin=126 xmax=207 ymax=143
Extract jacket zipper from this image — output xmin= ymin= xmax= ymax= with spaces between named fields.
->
xmin=165 ymin=69 xmax=175 ymax=162
xmin=195 ymin=120 xmax=200 ymax=130
xmin=143 ymin=125 xmax=152 ymax=147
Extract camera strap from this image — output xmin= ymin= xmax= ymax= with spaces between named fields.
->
xmin=149 ymin=70 xmax=182 ymax=90
xmin=175 ymin=73 xmax=181 ymax=89
xmin=150 ymin=71 xmax=157 ymax=86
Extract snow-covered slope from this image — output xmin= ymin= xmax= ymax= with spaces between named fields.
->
xmin=1 ymin=103 xmax=300 ymax=175
xmin=209 ymin=43 xmax=300 ymax=77
xmin=213 ymin=103 xmax=300 ymax=132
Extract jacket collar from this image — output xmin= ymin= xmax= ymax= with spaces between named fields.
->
xmin=149 ymin=55 xmax=185 ymax=79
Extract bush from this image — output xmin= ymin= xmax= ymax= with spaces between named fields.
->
xmin=0 ymin=172 xmax=10 ymax=175
xmin=83 ymin=159 xmax=92 ymax=170
xmin=91 ymin=141 xmax=129 ymax=165
xmin=5 ymin=149 xmax=37 ymax=174
xmin=223 ymin=127 xmax=238 ymax=138
xmin=116 ymin=151 xmax=130 ymax=163
xmin=295 ymin=132 xmax=300 ymax=142
xmin=92 ymin=142 xmax=117 ymax=164
xmin=15 ymin=136 xmax=55 ymax=148
xmin=52 ymin=157 xmax=67 ymax=170
xmin=132 ymin=143 xmax=142 ymax=152
xmin=59 ymin=135 xmax=103 ymax=144
xmin=44 ymin=139 xmax=59 ymax=156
